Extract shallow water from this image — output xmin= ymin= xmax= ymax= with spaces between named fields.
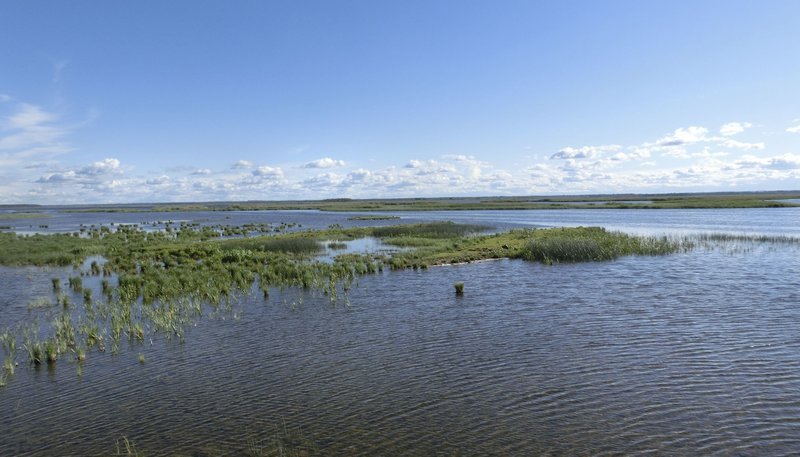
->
xmin=1 ymin=208 xmax=800 ymax=455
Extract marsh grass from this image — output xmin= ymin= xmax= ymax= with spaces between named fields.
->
xmin=220 ymin=237 xmax=322 ymax=255
xmin=3 ymin=357 xmax=13 ymax=376
xmin=689 ymin=232 xmax=800 ymax=245
xmin=371 ymin=221 xmax=488 ymax=239
xmin=347 ymin=215 xmax=400 ymax=220
xmin=0 ymin=221 xmax=771 ymax=381
xmin=115 ymin=436 xmax=144 ymax=457
xmin=454 ymin=282 xmax=464 ymax=295
xmin=69 ymin=276 xmax=83 ymax=292
xmin=520 ymin=227 xmax=684 ymax=263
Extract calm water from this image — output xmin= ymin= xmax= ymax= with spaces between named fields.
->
xmin=1 ymin=208 xmax=800 ymax=455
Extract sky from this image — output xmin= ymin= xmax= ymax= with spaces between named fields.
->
xmin=1 ymin=0 xmax=800 ymax=204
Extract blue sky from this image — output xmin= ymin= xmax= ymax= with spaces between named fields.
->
xmin=1 ymin=1 xmax=800 ymax=203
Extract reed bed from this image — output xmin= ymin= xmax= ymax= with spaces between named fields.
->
xmin=520 ymin=227 xmax=685 ymax=263
xmin=371 ymin=221 xmax=488 ymax=239
xmin=688 ymin=232 xmax=800 ymax=244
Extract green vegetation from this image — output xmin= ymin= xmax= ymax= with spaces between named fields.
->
xmin=0 ymin=219 xmax=788 ymax=385
xmin=115 ymin=436 xmax=144 ymax=457
xmin=347 ymin=215 xmax=401 ymax=220
xmin=52 ymin=191 xmax=800 ymax=213
xmin=371 ymin=221 xmax=488 ymax=239
xmin=0 ymin=212 xmax=51 ymax=220
xmin=520 ymin=227 xmax=680 ymax=263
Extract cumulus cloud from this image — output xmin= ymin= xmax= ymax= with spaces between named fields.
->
xmin=36 ymin=157 xmax=123 ymax=185
xmin=6 ymin=111 xmax=800 ymax=204
xmin=720 ymin=122 xmax=752 ymax=136
xmin=656 ymin=126 xmax=710 ymax=146
xmin=79 ymin=158 xmax=121 ymax=175
xmin=787 ymin=123 xmax=800 ymax=133
xmin=720 ymin=139 xmax=765 ymax=151
xmin=232 ymin=160 xmax=253 ymax=169
xmin=252 ymin=165 xmax=284 ymax=180
xmin=550 ymin=144 xmax=621 ymax=160
xmin=146 ymin=175 xmax=170 ymax=185
xmin=302 ymin=157 xmax=345 ymax=168
xmin=735 ymin=153 xmax=800 ymax=170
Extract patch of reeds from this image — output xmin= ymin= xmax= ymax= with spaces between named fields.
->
xmin=689 ymin=232 xmax=800 ymax=245
xmin=69 ymin=276 xmax=83 ymax=292
xmin=347 ymin=215 xmax=400 ymax=221
xmin=115 ymin=436 xmax=144 ymax=457
xmin=520 ymin=227 xmax=685 ymax=264
xmin=3 ymin=357 xmax=14 ymax=375
xmin=220 ymin=237 xmax=322 ymax=255
xmin=371 ymin=221 xmax=489 ymax=239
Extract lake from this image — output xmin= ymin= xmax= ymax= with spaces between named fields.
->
xmin=1 ymin=208 xmax=800 ymax=455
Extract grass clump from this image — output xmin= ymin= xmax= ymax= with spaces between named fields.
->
xmin=220 ymin=236 xmax=322 ymax=255
xmin=115 ymin=436 xmax=144 ymax=456
xmin=371 ymin=221 xmax=488 ymax=239
xmin=454 ymin=282 xmax=464 ymax=296
xmin=520 ymin=227 xmax=684 ymax=264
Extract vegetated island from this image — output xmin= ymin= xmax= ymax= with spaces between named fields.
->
xmin=0 ymin=222 xmax=685 ymax=374
xmin=47 ymin=190 xmax=800 ymax=213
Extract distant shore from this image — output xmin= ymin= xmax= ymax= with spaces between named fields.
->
xmin=2 ymin=190 xmax=799 ymax=213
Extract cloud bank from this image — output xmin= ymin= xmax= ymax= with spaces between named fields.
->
xmin=1 ymin=99 xmax=799 ymax=204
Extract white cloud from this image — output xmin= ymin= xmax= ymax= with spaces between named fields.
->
xmin=656 ymin=126 xmax=710 ymax=146
xmin=146 ymin=175 xmax=170 ymax=185
xmin=719 ymin=122 xmax=752 ymax=136
xmin=252 ymin=165 xmax=284 ymax=179
xmin=302 ymin=157 xmax=345 ymax=168
xmin=232 ymin=160 xmax=253 ymax=169
xmin=550 ymin=145 xmax=621 ymax=160
xmin=787 ymin=123 xmax=800 ymax=133
xmin=5 ymin=103 xmax=57 ymax=129
xmin=720 ymin=139 xmax=765 ymax=151
xmin=79 ymin=158 xmax=121 ymax=175
xmin=5 ymin=110 xmax=800 ymax=204
xmin=735 ymin=153 xmax=800 ymax=170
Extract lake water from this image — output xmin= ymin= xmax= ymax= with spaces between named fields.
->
xmin=1 ymin=208 xmax=800 ymax=455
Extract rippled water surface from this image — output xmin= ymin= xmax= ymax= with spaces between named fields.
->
xmin=1 ymin=208 xmax=800 ymax=455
